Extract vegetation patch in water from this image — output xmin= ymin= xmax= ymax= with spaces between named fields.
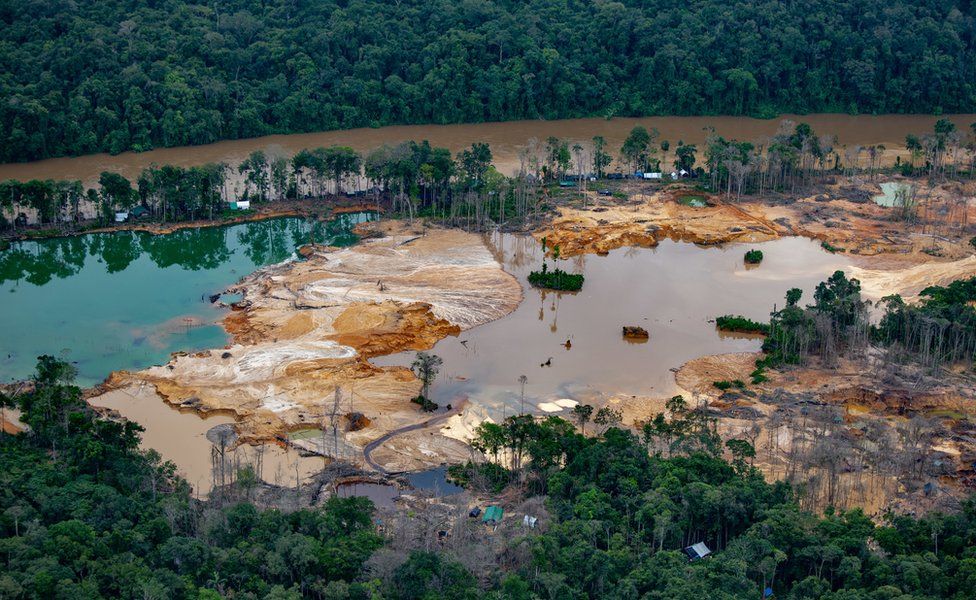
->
xmin=744 ymin=249 xmax=763 ymax=264
xmin=528 ymin=265 xmax=585 ymax=291
xmin=715 ymin=315 xmax=770 ymax=335
xmin=529 ymin=239 xmax=584 ymax=291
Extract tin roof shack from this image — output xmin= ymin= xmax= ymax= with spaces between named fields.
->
xmin=684 ymin=542 xmax=712 ymax=561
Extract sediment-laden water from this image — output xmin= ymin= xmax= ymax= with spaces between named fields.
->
xmin=373 ymin=234 xmax=852 ymax=420
xmin=0 ymin=114 xmax=972 ymax=186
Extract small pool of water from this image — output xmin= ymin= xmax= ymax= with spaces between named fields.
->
xmin=405 ymin=467 xmax=464 ymax=496
xmin=90 ymin=385 xmax=326 ymax=495
xmin=0 ymin=212 xmax=375 ymax=385
xmin=336 ymin=482 xmax=400 ymax=510
xmin=874 ymin=182 xmax=913 ymax=207
xmin=677 ymin=195 xmax=708 ymax=208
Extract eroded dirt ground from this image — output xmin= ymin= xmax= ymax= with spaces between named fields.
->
xmin=94 ymin=221 xmax=521 ymax=472
xmin=89 ymin=176 xmax=976 ymax=512
xmin=537 ymin=177 xmax=976 ymax=513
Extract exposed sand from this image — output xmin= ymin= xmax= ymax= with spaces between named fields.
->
xmin=92 ymin=222 xmax=522 ymax=471
xmin=86 ymin=175 xmax=976 ymax=506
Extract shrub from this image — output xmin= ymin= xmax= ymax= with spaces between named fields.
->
xmin=821 ymin=240 xmax=844 ymax=253
xmin=715 ymin=315 xmax=770 ymax=335
xmin=411 ymin=395 xmax=439 ymax=412
xmin=744 ymin=249 xmax=763 ymax=264
xmin=528 ymin=268 xmax=584 ymax=291
xmin=447 ymin=462 xmax=510 ymax=493
xmin=714 ymin=379 xmax=747 ymax=391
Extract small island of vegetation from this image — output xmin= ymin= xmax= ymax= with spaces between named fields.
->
xmin=744 ymin=249 xmax=764 ymax=264
xmin=715 ymin=314 xmax=771 ymax=335
xmin=528 ymin=239 xmax=584 ymax=292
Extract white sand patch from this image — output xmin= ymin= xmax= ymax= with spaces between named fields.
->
xmin=554 ymin=399 xmax=579 ymax=408
xmin=261 ymin=395 xmax=300 ymax=414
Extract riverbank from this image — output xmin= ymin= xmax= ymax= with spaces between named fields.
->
xmin=0 ymin=198 xmax=381 ymax=243
xmin=2 ymin=113 xmax=974 ymax=186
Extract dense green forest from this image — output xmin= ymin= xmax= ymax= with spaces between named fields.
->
xmin=1 ymin=0 xmax=975 ymax=162
xmin=3 ymin=357 xmax=976 ymax=598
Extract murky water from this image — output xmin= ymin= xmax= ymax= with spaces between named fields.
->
xmin=89 ymin=385 xmax=326 ymax=495
xmin=336 ymin=482 xmax=400 ymax=510
xmin=405 ymin=467 xmax=464 ymax=496
xmin=0 ymin=212 xmax=375 ymax=385
xmin=373 ymin=235 xmax=851 ymax=420
xmin=0 ymin=114 xmax=971 ymax=186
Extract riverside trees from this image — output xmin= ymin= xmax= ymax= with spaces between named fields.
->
xmin=3 ymin=0 xmax=975 ymax=162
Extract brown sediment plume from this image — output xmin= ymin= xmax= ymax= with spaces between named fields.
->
xmin=89 ymin=222 xmax=522 ymax=470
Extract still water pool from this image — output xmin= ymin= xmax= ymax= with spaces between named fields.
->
xmin=0 ymin=212 xmax=374 ymax=385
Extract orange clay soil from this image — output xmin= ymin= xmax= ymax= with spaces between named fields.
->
xmin=94 ymin=221 xmax=521 ymax=471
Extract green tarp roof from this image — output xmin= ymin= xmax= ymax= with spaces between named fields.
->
xmin=482 ymin=506 xmax=503 ymax=523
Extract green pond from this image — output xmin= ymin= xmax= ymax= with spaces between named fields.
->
xmin=0 ymin=212 xmax=375 ymax=385
xmin=874 ymin=182 xmax=914 ymax=207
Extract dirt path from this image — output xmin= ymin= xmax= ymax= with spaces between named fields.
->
xmin=363 ymin=400 xmax=466 ymax=474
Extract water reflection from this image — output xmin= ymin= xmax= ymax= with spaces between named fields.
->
xmin=373 ymin=234 xmax=853 ymax=423
xmin=0 ymin=212 xmax=375 ymax=384
xmin=0 ymin=213 xmax=374 ymax=286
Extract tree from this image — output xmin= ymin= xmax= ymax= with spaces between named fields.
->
xmin=674 ymin=141 xmax=697 ymax=173
xmin=98 ymin=172 xmax=136 ymax=214
xmin=726 ymin=438 xmax=756 ymax=471
xmin=411 ymin=352 xmax=443 ymax=401
xmin=593 ymin=406 xmax=622 ymax=434
xmin=592 ymin=136 xmax=612 ymax=177
xmin=572 ymin=403 xmax=594 ymax=434
xmin=458 ymin=143 xmax=493 ymax=190
xmin=621 ymin=126 xmax=652 ymax=173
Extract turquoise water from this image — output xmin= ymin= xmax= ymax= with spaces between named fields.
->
xmin=0 ymin=212 xmax=374 ymax=385
xmin=874 ymin=182 xmax=913 ymax=207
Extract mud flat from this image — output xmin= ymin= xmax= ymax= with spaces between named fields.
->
xmin=544 ymin=180 xmax=976 ymax=264
xmin=92 ymin=221 xmax=522 ymax=473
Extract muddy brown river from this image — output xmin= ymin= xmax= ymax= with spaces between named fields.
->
xmin=1 ymin=114 xmax=973 ymax=186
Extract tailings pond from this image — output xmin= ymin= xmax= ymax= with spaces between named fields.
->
xmin=0 ymin=212 xmax=374 ymax=385
xmin=3 ymin=217 xmax=856 ymax=492
xmin=373 ymin=234 xmax=852 ymax=421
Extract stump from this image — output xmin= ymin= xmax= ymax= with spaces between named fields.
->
xmin=622 ymin=326 xmax=649 ymax=339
